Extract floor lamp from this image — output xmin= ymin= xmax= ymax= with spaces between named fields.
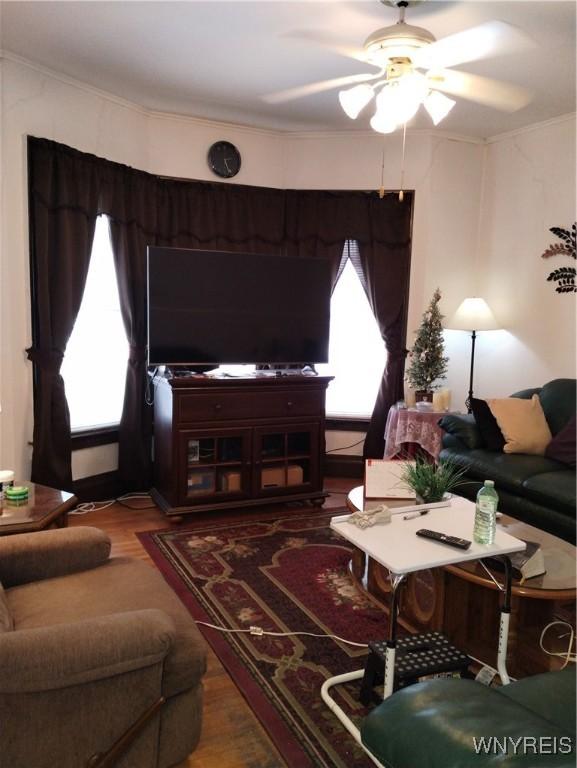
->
xmin=446 ymin=297 xmax=501 ymax=413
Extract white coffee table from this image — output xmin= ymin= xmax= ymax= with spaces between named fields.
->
xmin=321 ymin=491 xmax=526 ymax=767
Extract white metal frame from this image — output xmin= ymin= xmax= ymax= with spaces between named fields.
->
xmin=323 ymin=506 xmax=517 ymax=764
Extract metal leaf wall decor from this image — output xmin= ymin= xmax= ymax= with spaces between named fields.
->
xmin=541 ymin=223 xmax=576 ymax=293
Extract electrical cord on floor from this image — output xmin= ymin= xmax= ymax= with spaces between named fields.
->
xmin=539 ymin=621 xmax=576 ymax=669
xmin=70 ymin=492 xmax=156 ymax=515
xmin=194 ymin=620 xmax=367 ymax=648
xmin=326 ymin=438 xmax=365 ymax=453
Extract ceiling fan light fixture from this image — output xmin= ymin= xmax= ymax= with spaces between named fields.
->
xmin=370 ymin=109 xmax=397 ymax=134
xmin=338 ymin=83 xmax=375 ymax=119
xmin=363 ymin=21 xmax=436 ymax=65
xmin=423 ymin=90 xmax=456 ymax=125
xmin=377 ymin=79 xmax=421 ymax=125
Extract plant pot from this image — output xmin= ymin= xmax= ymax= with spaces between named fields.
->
xmin=415 ymin=390 xmax=434 ymax=403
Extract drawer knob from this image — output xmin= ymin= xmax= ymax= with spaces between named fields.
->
xmin=214 ymin=403 xmax=222 ymax=411
xmin=287 ymin=401 xmax=293 ymax=407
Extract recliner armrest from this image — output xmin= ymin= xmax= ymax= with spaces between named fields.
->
xmin=0 ymin=527 xmax=111 ymax=587
xmin=0 ymin=609 xmax=175 ymax=693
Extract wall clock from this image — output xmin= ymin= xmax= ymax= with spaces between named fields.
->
xmin=207 ymin=141 xmax=241 ymax=179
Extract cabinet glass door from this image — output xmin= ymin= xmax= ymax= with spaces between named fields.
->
xmin=253 ymin=423 xmax=319 ymax=498
xmin=178 ymin=428 xmax=251 ymax=505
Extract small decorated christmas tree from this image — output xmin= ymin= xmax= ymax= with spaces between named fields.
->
xmin=405 ymin=288 xmax=448 ymax=394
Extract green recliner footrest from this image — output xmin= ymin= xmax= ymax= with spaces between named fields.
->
xmin=361 ymin=674 xmax=576 ymax=768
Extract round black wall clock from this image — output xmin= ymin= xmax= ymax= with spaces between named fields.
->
xmin=207 ymin=141 xmax=241 ymax=178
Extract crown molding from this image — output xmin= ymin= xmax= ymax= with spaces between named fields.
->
xmin=284 ymin=128 xmax=484 ymax=144
xmin=486 ymin=112 xmax=576 ymax=144
xmin=147 ymin=108 xmax=288 ymax=139
xmin=2 ymin=49 xmax=570 ymax=147
xmin=0 ymin=49 xmax=149 ymax=116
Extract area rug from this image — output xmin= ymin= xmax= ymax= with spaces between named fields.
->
xmin=138 ymin=509 xmax=389 ymax=768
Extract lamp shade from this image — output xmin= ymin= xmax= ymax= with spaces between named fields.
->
xmin=446 ymin=297 xmax=501 ymax=331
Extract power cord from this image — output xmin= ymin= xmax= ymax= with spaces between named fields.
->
xmin=70 ymin=492 xmax=156 ymax=515
xmin=539 ymin=621 xmax=576 ymax=669
xmin=326 ymin=438 xmax=365 ymax=453
xmin=145 ymin=366 xmax=159 ymax=406
xmin=194 ymin=620 xmax=367 ymax=648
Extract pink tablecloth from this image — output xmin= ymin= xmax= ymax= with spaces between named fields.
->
xmin=383 ymin=408 xmax=447 ymax=461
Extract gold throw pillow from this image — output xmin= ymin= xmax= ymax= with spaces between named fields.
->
xmin=487 ymin=395 xmax=552 ymax=456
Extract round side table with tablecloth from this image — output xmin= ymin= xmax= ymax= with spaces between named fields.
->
xmin=384 ymin=407 xmax=449 ymax=461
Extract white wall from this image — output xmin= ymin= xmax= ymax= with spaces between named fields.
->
xmin=1 ymin=56 xmax=575 ymax=480
xmin=475 ymin=117 xmax=576 ymax=397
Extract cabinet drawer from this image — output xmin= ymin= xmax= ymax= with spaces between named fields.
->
xmin=252 ymin=391 xmax=323 ymax=418
xmin=178 ymin=393 xmax=254 ymax=422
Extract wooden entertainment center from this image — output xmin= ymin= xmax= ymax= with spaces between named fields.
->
xmin=151 ymin=373 xmax=333 ymax=517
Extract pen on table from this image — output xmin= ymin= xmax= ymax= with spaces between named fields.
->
xmin=403 ymin=510 xmax=429 ymax=520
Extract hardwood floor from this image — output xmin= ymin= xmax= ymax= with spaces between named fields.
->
xmin=69 ymin=478 xmax=358 ymax=768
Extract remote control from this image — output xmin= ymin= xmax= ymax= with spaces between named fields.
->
xmin=416 ymin=529 xmax=471 ymax=550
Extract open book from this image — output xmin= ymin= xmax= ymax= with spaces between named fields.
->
xmin=485 ymin=540 xmax=546 ymax=581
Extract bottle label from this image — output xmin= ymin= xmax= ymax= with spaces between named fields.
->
xmin=478 ymin=498 xmax=496 ymax=513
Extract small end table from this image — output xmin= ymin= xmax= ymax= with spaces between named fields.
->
xmin=0 ymin=483 xmax=77 ymax=535
xmin=384 ymin=407 xmax=449 ymax=461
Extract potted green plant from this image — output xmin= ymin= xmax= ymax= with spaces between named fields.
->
xmin=405 ymin=288 xmax=449 ymax=401
xmin=399 ymin=457 xmax=468 ymax=504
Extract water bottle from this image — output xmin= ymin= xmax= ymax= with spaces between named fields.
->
xmin=473 ymin=480 xmax=498 ymax=545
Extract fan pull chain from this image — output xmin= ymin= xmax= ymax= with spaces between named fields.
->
xmin=379 ymin=133 xmax=387 ymax=199
xmin=399 ymin=122 xmax=407 ymax=202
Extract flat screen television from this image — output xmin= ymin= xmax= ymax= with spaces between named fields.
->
xmin=147 ymin=247 xmax=331 ymax=367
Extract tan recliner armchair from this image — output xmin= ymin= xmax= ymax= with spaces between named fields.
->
xmin=0 ymin=526 xmax=207 ymax=768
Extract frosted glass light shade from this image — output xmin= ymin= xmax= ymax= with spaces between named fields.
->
xmin=423 ymin=90 xmax=456 ymax=125
xmin=379 ymin=80 xmax=421 ymax=124
xmin=338 ymin=84 xmax=374 ymax=119
xmin=446 ymin=297 xmax=501 ymax=331
xmin=370 ymin=110 xmax=397 ymax=134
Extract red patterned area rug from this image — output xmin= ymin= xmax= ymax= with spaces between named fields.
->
xmin=138 ymin=509 xmax=390 ymax=768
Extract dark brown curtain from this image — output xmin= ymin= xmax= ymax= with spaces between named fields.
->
xmin=157 ymin=178 xmax=287 ymax=254
xmin=27 ymin=140 xmax=100 ymax=490
xmin=357 ymin=193 xmax=414 ymax=458
xmin=28 ymin=137 xmax=413 ymax=490
xmin=104 ymin=166 xmax=160 ymax=490
xmin=284 ymin=189 xmax=365 ymax=284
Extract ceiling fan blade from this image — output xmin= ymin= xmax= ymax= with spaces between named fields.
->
xmin=281 ymin=29 xmax=369 ymax=64
xmin=413 ymin=20 xmax=533 ymax=71
xmin=429 ymin=69 xmax=532 ymax=112
xmin=262 ymin=73 xmax=379 ymax=104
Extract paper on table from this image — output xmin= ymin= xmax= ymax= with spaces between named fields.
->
xmin=364 ymin=459 xmax=415 ymax=499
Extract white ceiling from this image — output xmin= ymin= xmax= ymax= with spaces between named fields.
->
xmin=1 ymin=1 xmax=575 ymax=139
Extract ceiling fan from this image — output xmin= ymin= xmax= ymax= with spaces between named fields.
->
xmin=263 ymin=0 xmax=533 ymax=133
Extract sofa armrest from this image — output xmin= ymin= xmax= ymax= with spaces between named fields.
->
xmin=438 ymin=414 xmax=483 ymax=450
xmin=0 ymin=527 xmax=111 ymax=587
xmin=0 ymin=609 xmax=175 ymax=693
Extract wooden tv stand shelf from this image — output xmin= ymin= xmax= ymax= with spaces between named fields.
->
xmin=151 ymin=374 xmax=333 ymax=517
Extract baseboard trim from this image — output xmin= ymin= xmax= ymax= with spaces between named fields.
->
xmin=73 ymin=471 xmax=123 ymax=502
xmin=324 ymin=454 xmax=364 ymax=478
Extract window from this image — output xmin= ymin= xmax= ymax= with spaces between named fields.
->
xmin=61 ymin=216 xmax=129 ymax=431
xmin=317 ymin=244 xmax=385 ymax=417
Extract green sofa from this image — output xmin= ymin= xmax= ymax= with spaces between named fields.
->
xmin=438 ymin=379 xmax=576 ymax=544
xmin=361 ymin=668 xmax=576 ymax=767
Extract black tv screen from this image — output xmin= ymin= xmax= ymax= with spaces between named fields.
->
xmin=147 ymin=247 xmax=331 ymax=366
